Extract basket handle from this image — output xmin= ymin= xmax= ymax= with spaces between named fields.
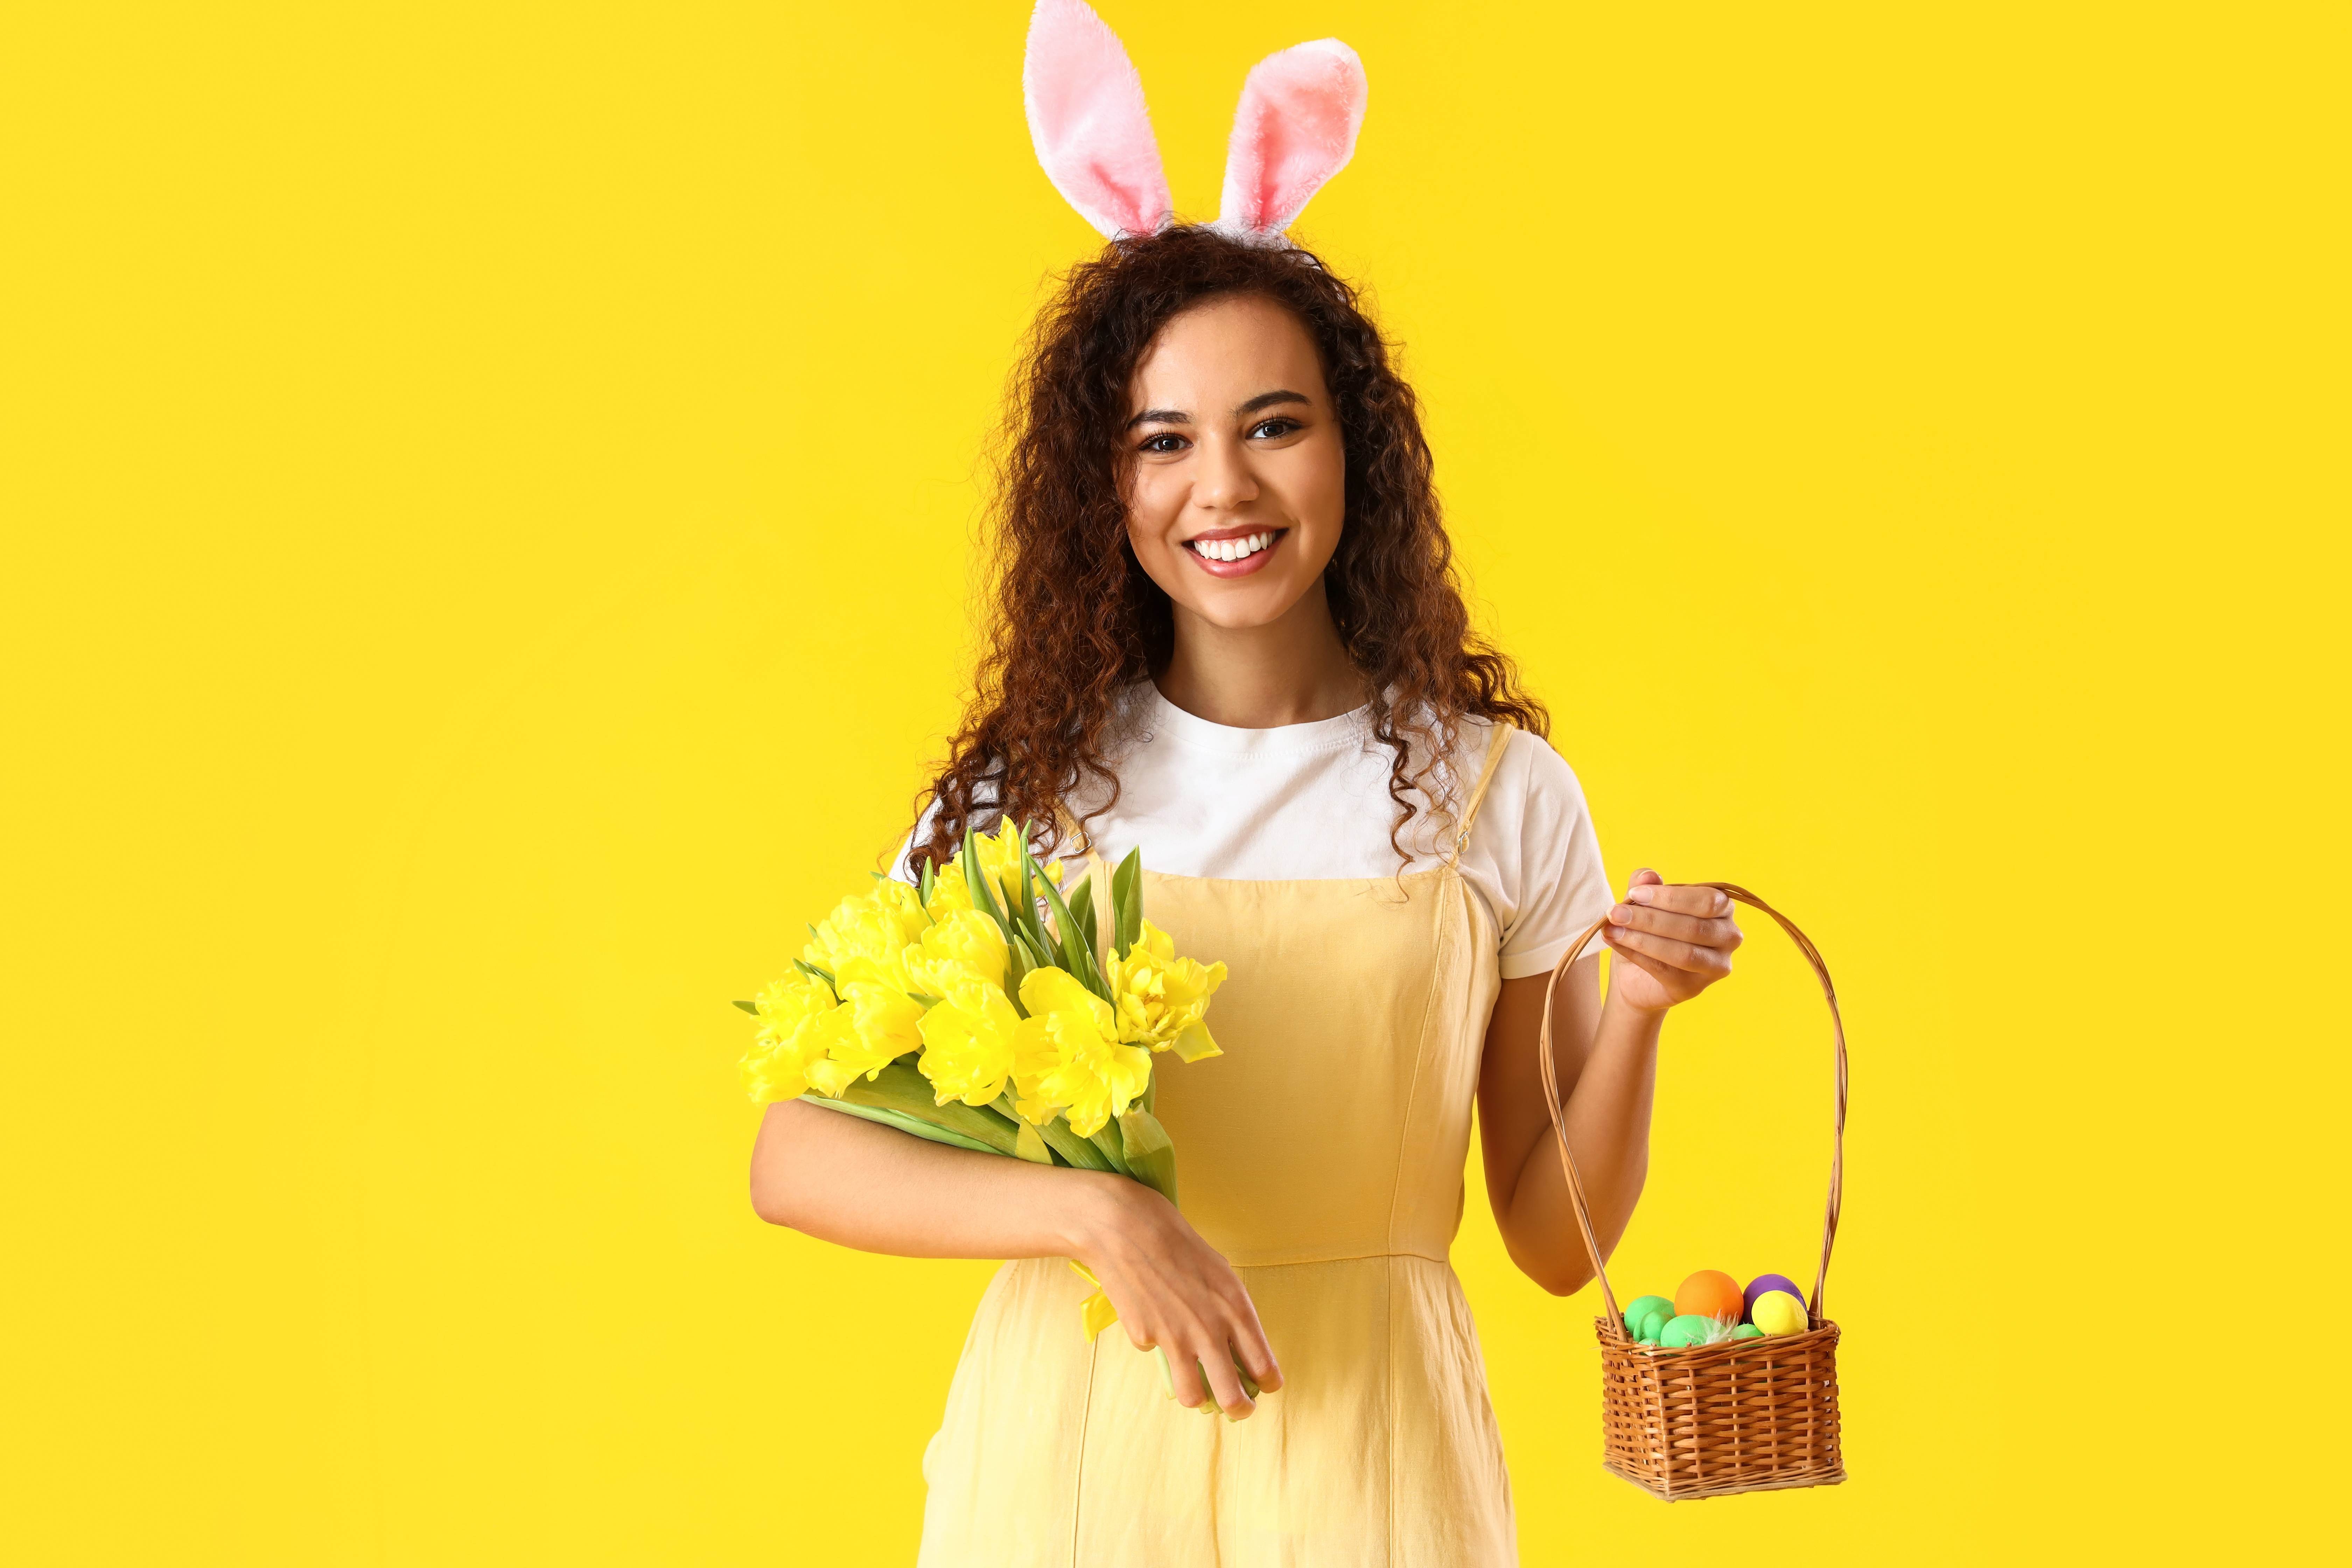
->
xmin=1536 ymin=883 xmax=1848 ymax=1327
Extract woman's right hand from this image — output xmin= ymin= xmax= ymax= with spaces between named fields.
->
xmin=1066 ymin=1175 xmax=1282 ymax=1420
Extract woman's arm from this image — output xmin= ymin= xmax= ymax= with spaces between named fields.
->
xmin=751 ymin=1097 xmax=1283 ymax=1418
xmin=1476 ymin=869 xmax=1742 ymax=1295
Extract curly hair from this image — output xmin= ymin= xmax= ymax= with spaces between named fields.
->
xmin=908 ymin=224 xmax=1547 ymax=875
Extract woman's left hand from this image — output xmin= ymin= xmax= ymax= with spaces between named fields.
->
xmin=1600 ymin=868 xmax=1743 ymax=1014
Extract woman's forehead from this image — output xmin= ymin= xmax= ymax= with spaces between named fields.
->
xmin=1129 ymin=296 xmax=1326 ymax=411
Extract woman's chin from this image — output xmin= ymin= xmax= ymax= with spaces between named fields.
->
xmin=1174 ymin=574 xmax=1322 ymax=631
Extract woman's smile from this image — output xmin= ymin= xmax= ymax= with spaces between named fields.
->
xmin=1184 ymin=527 xmax=1288 ymax=576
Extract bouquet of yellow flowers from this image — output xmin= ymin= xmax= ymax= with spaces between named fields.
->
xmin=738 ymin=820 xmax=1226 ymax=1334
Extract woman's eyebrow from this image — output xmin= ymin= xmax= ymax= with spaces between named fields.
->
xmin=1124 ymin=389 xmax=1310 ymax=430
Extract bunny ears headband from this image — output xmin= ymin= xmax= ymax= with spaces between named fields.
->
xmin=1023 ymin=0 xmax=1367 ymax=243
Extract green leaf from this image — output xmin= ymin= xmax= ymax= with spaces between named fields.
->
xmin=1086 ymin=1120 xmax=1133 ymax=1177
xmin=1111 ymin=848 xmax=1143 ymax=959
xmin=792 ymin=958 xmax=835 ymax=988
xmin=1001 ymin=1099 xmax=1115 ymax=1172
xmin=827 ymin=1062 xmax=1025 ymax=1157
xmin=1065 ymin=879 xmax=1099 ymax=965
xmin=1036 ymin=863 xmax=1112 ymax=1000
xmin=1117 ymin=1107 xmax=1180 ymax=1206
xmin=918 ymin=859 xmax=937 ymax=906
xmin=800 ymin=1097 xmax=1003 ymax=1157
xmin=1004 ymin=933 xmax=1038 ymax=1015
xmin=960 ymin=823 xmax=1012 ymax=943
xmin=1013 ymin=823 xmax=1050 ymax=952
xmin=1014 ymin=1121 xmax=1054 ymax=1165
xmin=732 ymin=999 xmax=758 ymax=1015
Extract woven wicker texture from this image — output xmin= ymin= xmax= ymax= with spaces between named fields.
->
xmin=1539 ymin=884 xmax=1849 ymax=1501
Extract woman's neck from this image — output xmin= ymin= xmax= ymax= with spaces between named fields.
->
xmin=1155 ymin=578 xmax=1365 ymax=729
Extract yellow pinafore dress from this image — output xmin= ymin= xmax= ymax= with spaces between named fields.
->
xmin=918 ymin=732 xmax=1521 ymax=1567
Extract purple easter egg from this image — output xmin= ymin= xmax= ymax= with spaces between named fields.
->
xmin=1743 ymin=1273 xmax=1807 ymax=1324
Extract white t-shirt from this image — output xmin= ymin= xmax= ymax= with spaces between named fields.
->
xmin=900 ymin=684 xmax=1614 ymax=981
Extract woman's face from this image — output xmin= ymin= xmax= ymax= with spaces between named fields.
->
xmin=1121 ymin=293 xmax=1345 ymax=631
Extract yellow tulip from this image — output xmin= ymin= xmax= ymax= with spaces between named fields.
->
xmin=906 ymin=908 xmax=1009 ymax=996
xmin=925 ymin=819 xmax=1063 ymax=923
xmin=1107 ymin=919 xmax=1227 ymax=1062
xmin=838 ymin=976 xmax=924 ymax=1074
xmin=740 ymin=975 xmax=839 ymax=1102
xmin=915 ymin=971 xmax=1023 ymax=1106
xmin=804 ymin=884 xmax=929 ymax=990
xmin=1014 ymin=967 xmax=1152 ymax=1138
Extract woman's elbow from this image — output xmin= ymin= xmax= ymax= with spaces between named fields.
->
xmin=747 ymin=1106 xmax=809 ymax=1227
xmin=1528 ymin=1259 xmax=1597 ymax=1298
xmin=749 ymin=1169 xmax=797 ymax=1228
xmin=1503 ymin=1234 xmax=1597 ymax=1298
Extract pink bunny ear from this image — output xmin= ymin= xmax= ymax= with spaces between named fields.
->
xmin=1023 ymin=0 xmax=1172 ymax=239
xmin=1216 ymin=39 xmax=1367 ymax=238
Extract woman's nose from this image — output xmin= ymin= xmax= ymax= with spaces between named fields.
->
xmin=1191 ymin=434 xmax=1260 ymax=511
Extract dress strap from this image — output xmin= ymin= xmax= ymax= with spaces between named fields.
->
xmin=1449 ymin=722 xmax=1514 ymax=859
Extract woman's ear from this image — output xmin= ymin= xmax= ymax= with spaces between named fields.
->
xmin=1023 ymin=0 xmax=1174 ymax=239
xmin=1215 ymin=39 xmax=1367 ymax=239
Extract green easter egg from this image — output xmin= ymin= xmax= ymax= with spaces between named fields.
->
xmin=1731 ymin=1324 xmax=1765 ymax=1340
xmin=1634 ymin=1307 xmax=1673 ymax=1342
xmin=1659 ymin=1314 xmax=1714 ymax=1348
xmin=1623 ymin=1295 xmax=1674 ymax=1336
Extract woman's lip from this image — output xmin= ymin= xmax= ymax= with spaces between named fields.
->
xmin=1184 ymin=530 xmax=1283 ymax=579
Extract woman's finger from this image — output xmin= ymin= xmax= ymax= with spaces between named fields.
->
xmin=1194 ymin=1338 xmax=1255 ymax=1419
xmin=1625 ymin=882 xmax=1732 ymax=918
xmin=1226 ymin=1305 xmax=1282 ymax=1392
xmin=1158 ymin=1343 xmax=1211 ymax=1409
xmin=1608 ymin=902 xmax=1740 ymax=948
xmin=1605 ymin=925 xmax=1733 ymax=975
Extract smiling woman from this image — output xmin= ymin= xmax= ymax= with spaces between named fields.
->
xmin=751 ymin=217 xmax=1744 ymax=1566
xmin=744 ymin=6 xmax=1749 ymax=1563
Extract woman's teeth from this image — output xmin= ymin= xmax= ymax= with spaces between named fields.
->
xmin=1189 ymin=531 xmax=1276 ymax=562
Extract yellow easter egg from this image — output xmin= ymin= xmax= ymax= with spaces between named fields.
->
xmin=1751 ymin=1289 xmax=1808 ymax=1336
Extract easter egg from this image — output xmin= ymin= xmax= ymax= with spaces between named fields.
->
xmin=1634 ymin=1306 xmax=1674 ymax=1342
xmin=1731 ymin=1324 xmax=1765 ymax=1340
xmin=1751 ymin=1290 xmax=1809 ymax=1336
xmin=1674 ymin=1270 xmax=1744 ymax=1321
xmin=1742 ymin=1273 xmax=1806 ymax=1323
xmin=1659 ymin=1314 xmax=1715 ymax=1348
xmin=1623 ymin=1295 xmax=1675 ymax=1337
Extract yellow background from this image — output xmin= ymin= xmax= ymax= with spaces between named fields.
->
xmin=5 ymin=2 xmax=2344 ymax=1562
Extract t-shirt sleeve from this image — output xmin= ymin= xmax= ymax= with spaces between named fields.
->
xmin=1493 ymin=736 xmax=1615 ymax=981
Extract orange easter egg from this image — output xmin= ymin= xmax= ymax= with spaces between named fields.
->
xmin=1675 ymin=1270 xmax=1744 ymax=1321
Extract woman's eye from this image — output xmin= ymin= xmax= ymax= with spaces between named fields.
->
xmin=1139 ymin=433 xmax=1188 ymax=454
xmin=1249 ymin=418 xmax=1302 ymax=439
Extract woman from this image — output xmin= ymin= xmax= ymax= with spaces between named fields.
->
xmin=752 ymin=11 xmax=1742 ymax=1561
xmin=750 ymin=220 xmax=1743 ymax=1563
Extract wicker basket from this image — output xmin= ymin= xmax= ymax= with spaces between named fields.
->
xmin=1539 ymin=883 xmax=1849 ymax=1500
